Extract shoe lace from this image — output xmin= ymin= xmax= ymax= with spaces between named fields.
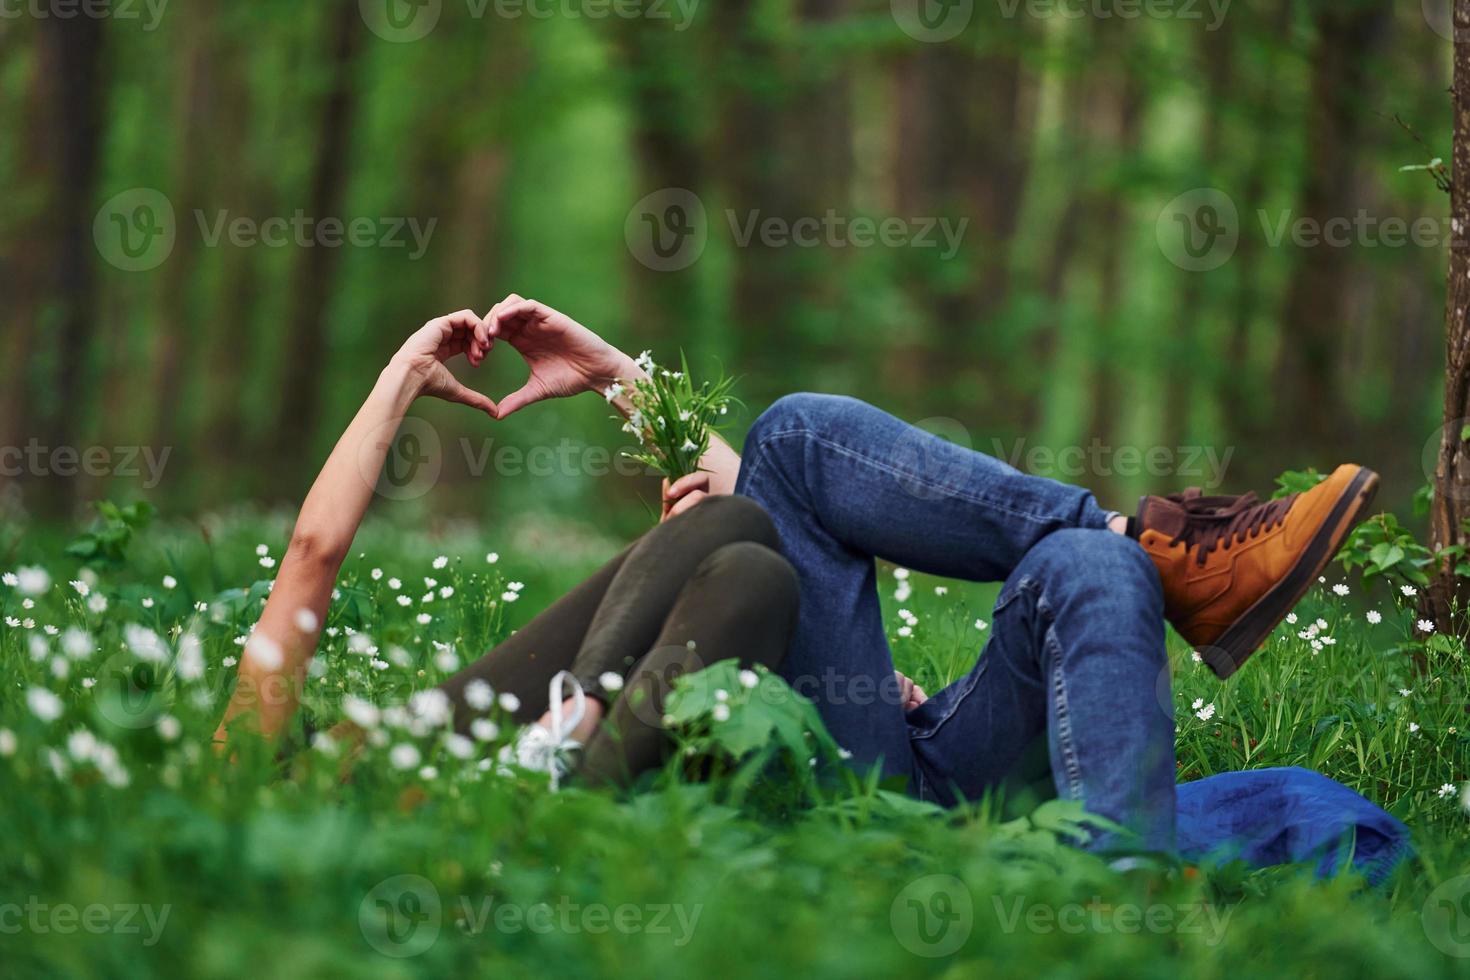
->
xmin=1167 ymin=489 xmax=1298 ymax=566
xmin=541 ymin=671 xmax=585 ymax=791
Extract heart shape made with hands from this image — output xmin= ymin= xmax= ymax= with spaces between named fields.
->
xmin=446 ymin=295 xmax=632 ymax=422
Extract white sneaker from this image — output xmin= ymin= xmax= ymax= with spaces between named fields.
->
xmin=498 ymin=671 xmax=586 ymax=790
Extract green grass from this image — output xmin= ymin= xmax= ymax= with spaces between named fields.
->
xmin=2 ymin=507 xmax=1468 ymax=979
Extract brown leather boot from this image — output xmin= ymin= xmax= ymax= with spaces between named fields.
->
xmin=1130 ymin=464 xmax=1379 ymax=678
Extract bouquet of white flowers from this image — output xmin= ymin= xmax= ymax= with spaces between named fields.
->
xmin=606 ymin=351 xmax=737 ymax=482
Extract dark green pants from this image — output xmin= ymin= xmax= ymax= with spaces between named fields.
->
xmin=436 ymin=495 xmax=799 ymax=786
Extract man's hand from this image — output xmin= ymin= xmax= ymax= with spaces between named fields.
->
xmin=895 ymin=671 xmax=928 ymax=711
xmin=481 ymin=295 xmax=643 ymax=419
xmin=661 ymin=472 xmax=715 ymax=521
xmin=391 ymin=310 xmax=498 ymax=417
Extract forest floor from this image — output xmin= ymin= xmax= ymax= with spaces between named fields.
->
xmin=2 ymin=506 xmax=1468 ymax=978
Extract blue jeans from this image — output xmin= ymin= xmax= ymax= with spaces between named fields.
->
xmin=736 ymin=394 xmax=1175 ymax=852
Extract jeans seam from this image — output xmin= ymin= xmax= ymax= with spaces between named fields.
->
xmin=1038 ymin=591 xmax=1084 ymax=801
xmin=908 ymin=656 xmax=989 ymax=743
xmin=749 ymin=426 xmax=1084 ymax=529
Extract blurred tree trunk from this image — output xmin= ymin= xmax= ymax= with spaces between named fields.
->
xmin=202 ymin=29 xmax=265 ymax=498
xmin=1086 ymin=32 xmax=1144 ymax=447
xmin=149 ymin=3 xmax=212 ymax=456
xmin=1 ymin=23 xmax=48 ymax=467
xmin=1162 ymin=20 xmax=1233 ymax=454
xmin=1225 ymin=3 xmax=1292 ymax=442
xmin=1275 ymin=2 xmax=1390 ymax=460
xmin=893 ymin=27 xmax=1036 ymax=410
xmin=12 ymin=10 xmax=109 ymax=513
xmin=1427 ymin=0 xmax=1470 ymax=631
xmin=272 ymin=0 xmax=363 ymax=486
xmin=610 ymin=16 xmax=709 ymax=345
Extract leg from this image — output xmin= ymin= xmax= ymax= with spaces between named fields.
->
xmin=436 ymin=544 xmax=631 ymax=731
xmin=577 ymin=541 xmax=799 ymax=787
xmin=735 ymin=394 xmax=1114 ymax=780
xmin=909 ymin=529 xmax=1175 ymax=852
xmin=438 ymin=495 xmax=782 ymax=732
xmin=736 ymin=393 xmax=1112 ymax=583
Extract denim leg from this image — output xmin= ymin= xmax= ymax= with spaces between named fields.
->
xmin=736 ymin=394 xmax=1112 ymax=582
xmin=909 ymin=529 xmax=1176 ymax=853
xmin=735 ymin=394 xmax=1114 ymax=783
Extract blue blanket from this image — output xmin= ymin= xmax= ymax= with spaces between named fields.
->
xmin=1175 ymin=767 xmax=1412 ymax=885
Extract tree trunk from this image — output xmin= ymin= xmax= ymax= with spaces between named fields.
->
xmin=1275 ymin=3 xmax=1390 ymax=461
xmin=1427 ymin=0 xmax=1470 ymax=630
xmin=272 ymin=0 xmax=363 ymax=488
xmin=24 ymin=9 xmax=108 ymax=514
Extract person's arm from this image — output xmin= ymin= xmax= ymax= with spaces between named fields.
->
xmin=480 ymin=294 xmax=742 ymax=498
xmin=214 ymin=311 xmax=497 ymax=744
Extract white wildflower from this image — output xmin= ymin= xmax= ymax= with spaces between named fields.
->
xmin=389 ymin=743 xmax=421 ymax=771
xmin=26 ymin=687 xmax=63 ymax=722
xmin=464 ymin=680 xmax=495 ymax=712
xmin=445 ymin=733 xmax=475 ymax=760
xmin=343 ymin=697 xmax=381 ymax=729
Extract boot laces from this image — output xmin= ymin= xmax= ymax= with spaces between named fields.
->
xmin=1167 ymin=489 xmax=1297 ymax=566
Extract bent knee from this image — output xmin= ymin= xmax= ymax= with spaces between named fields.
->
xmin=674 ymin=494 xmax=780 ymax=550
xmin=747 ymin=392 xmax=856 ymax=448
xmin=694 ymin=541 xmax=799 ymax=612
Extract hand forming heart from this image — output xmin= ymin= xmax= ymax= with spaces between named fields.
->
xmin=396 ymin=298 xmax=640 ymax=422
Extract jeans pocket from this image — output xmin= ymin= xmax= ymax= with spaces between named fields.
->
xmin=906 ymin=654 xmax=989 ymax=742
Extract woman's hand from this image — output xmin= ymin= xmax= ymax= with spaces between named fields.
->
xmin=896 ymin=671 xmax=928 ymax=711
xmin=391 ymin=310 xmax=499 ymax=418
xmin=661 ymin=472 xmax=714 ymax=521
xmin=480 ymin=295 xmax=643 ymax=418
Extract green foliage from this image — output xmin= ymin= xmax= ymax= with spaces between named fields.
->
xmin=613 ymin=351 xmax=738 ymax=482
xmin=63 ymin=500 xmax=155 ymax=569
xmin=3 ymin=504 xmax=1469 ymax=977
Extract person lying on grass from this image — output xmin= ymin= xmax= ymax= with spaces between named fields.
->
xmin=214 ymin=299 xmax=1385 ymax=859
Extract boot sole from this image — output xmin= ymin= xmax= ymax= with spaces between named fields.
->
xmin=1201 ymin=467 xmax=1380 ymax=679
